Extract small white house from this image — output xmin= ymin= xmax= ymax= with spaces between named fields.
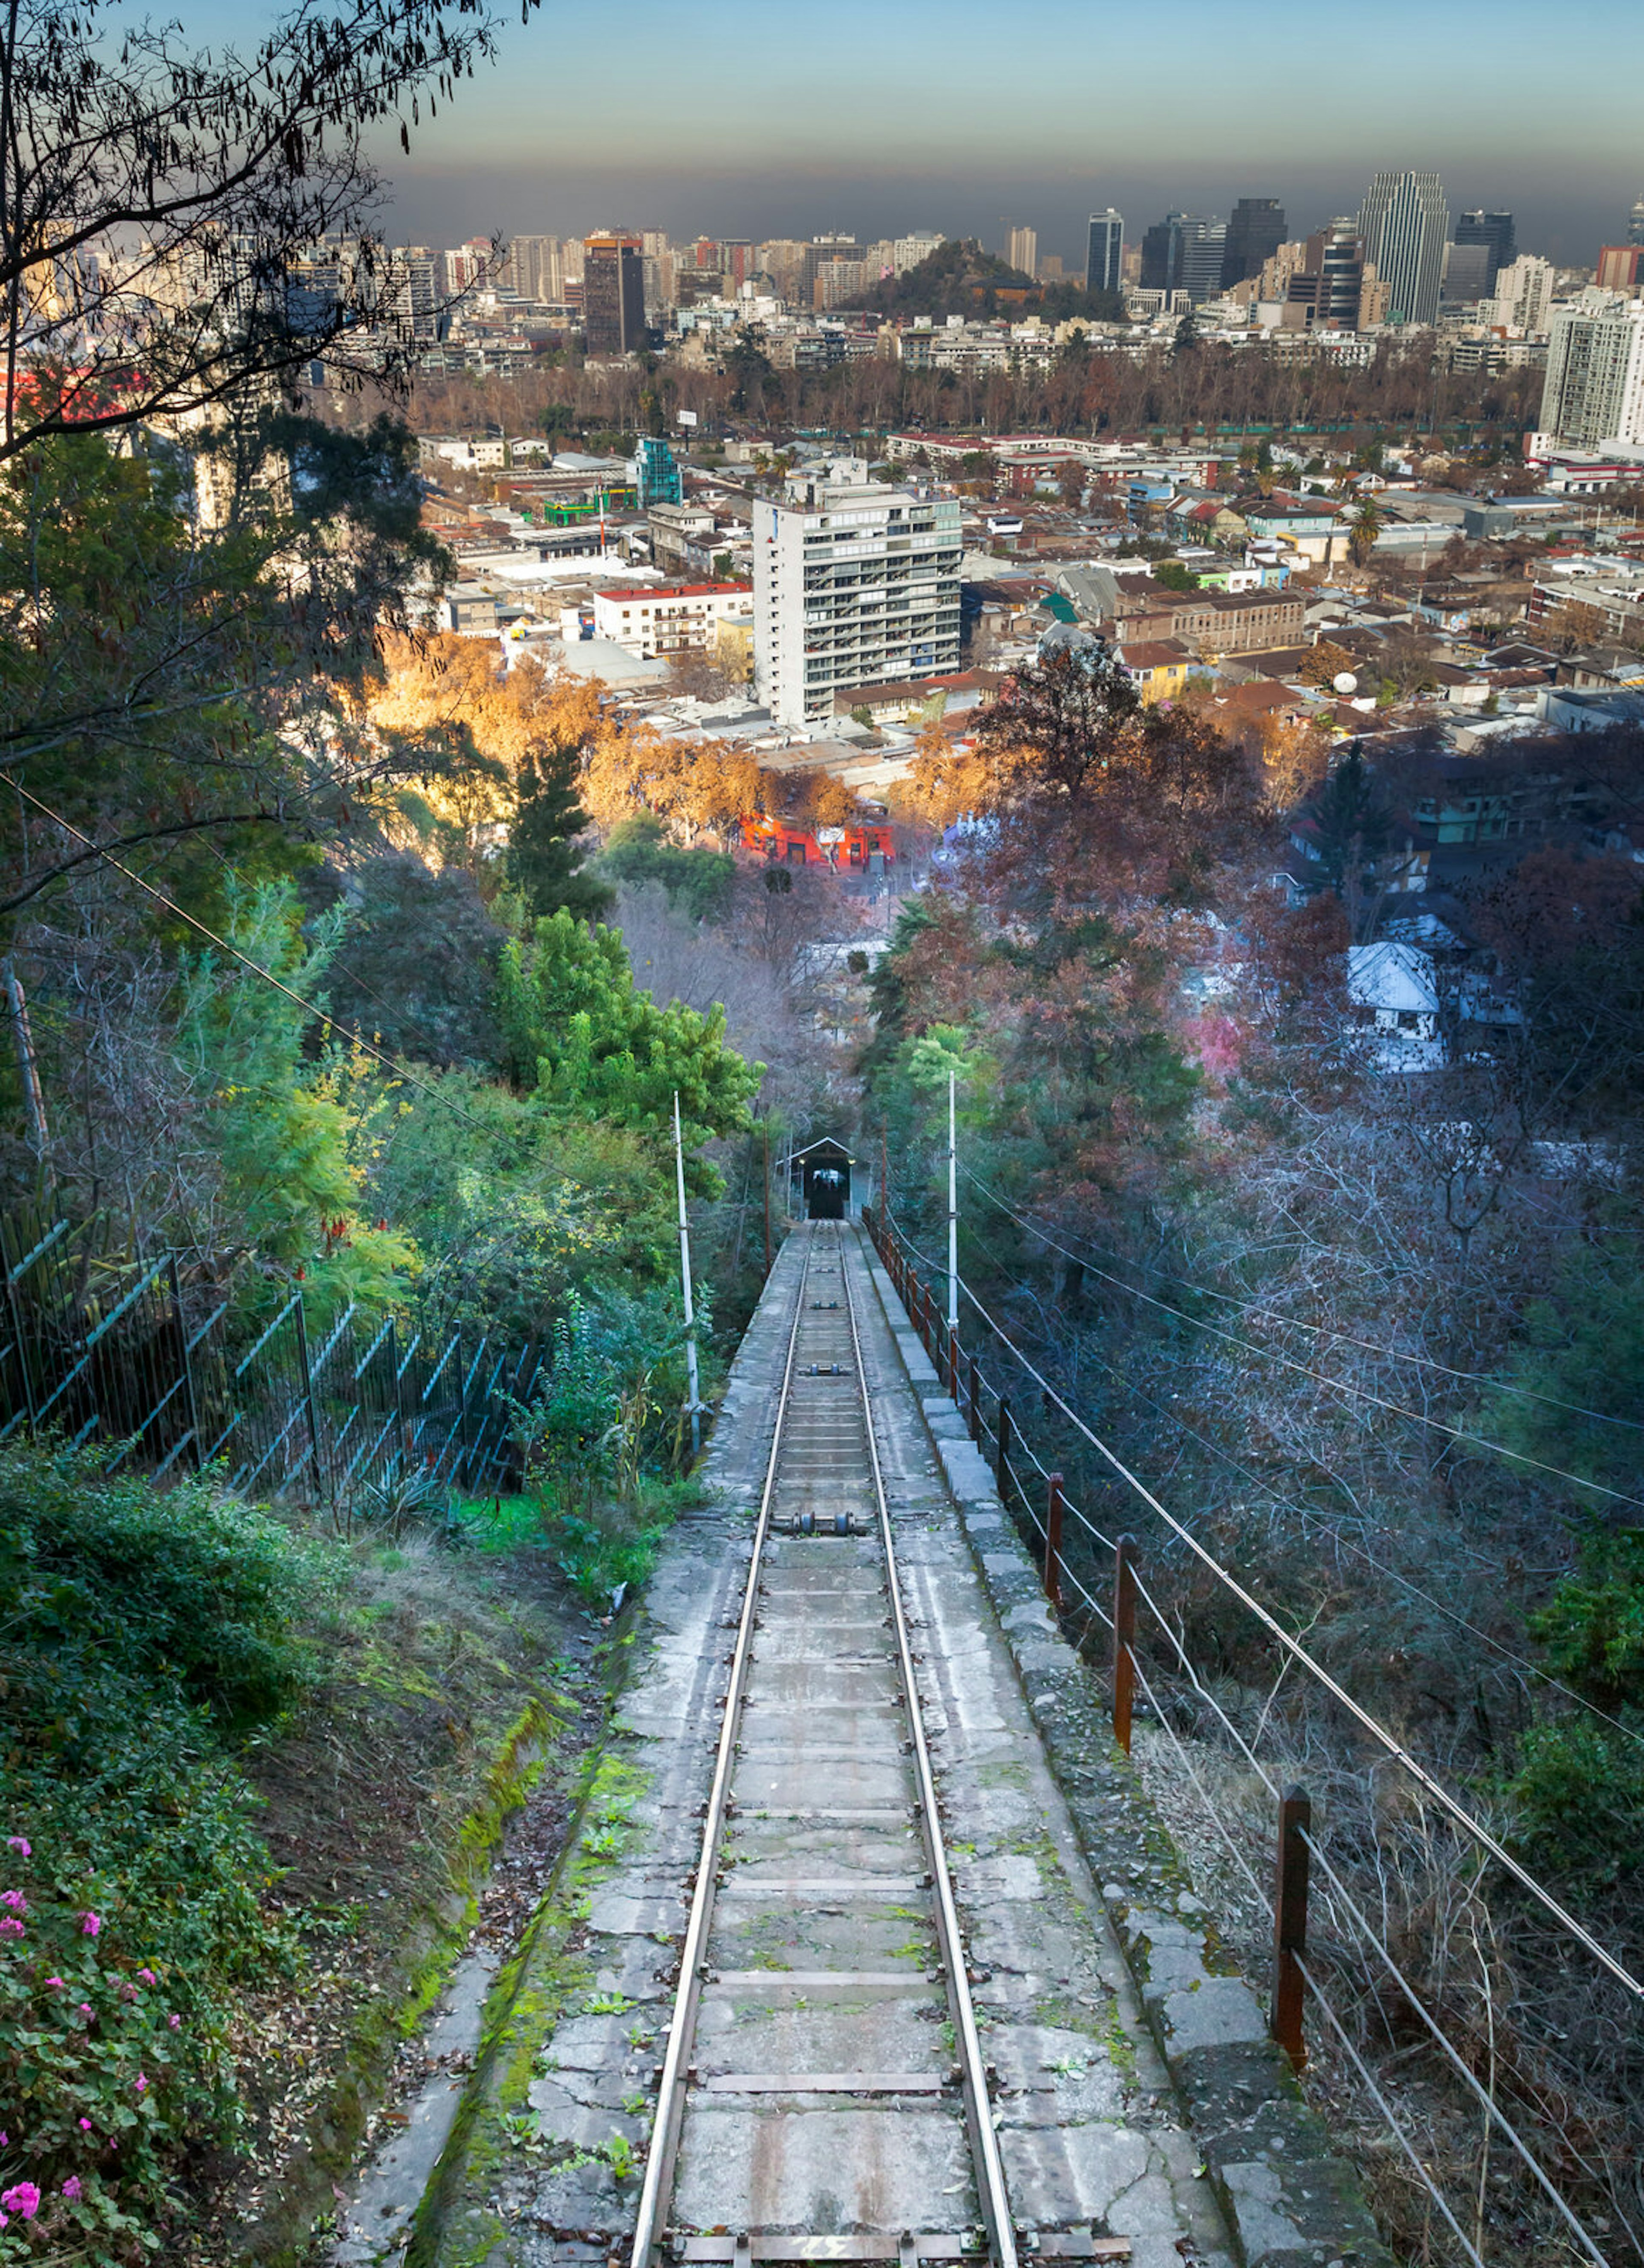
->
xmin=1347 ymin=942 xmax=1444 ymax=1071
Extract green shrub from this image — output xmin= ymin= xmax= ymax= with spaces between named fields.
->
xmin=1506 ymin=1717 xmax=1644 ymax=1879
xmin=0 ymin=1448 xmax=312 ymax=2259
xmin=0 ymin=1827 xmax=269 ymax=2260
xmin=0 ymin=1444 xmax=317 ymax=1730
xmin=1528 ymin=1530 xmax=1644 ymax=1707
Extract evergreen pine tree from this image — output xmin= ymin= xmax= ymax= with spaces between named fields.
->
xmin=508 ymin=742 xmax=613 ymax=920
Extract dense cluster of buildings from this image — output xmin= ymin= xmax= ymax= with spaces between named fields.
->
xmin=345 ymin=182 xmax=1644 ymax=410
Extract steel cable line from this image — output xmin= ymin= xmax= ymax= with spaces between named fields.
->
xmin=877 ymin=1210 xmax=1613 ymax=2262
xmin=959 ymin=1163 xmax=1644 ymax=1434
xmin=3 ymin=778 xmax=494 ymax=1133
xmin=1298 ymin=1827 xmax=1614 ymax=2268
xmin=975 ymin=1260 xmax=1644 ymax=1755
xmin=878 ymin=1212 xmax=1616 ymax=2267
xmin=953 ymin=1273 xmax=1644 ymax=2000
xmin=960 ymin=1168 xmax=1644 ymax=1511
xmin=1292 ymin=1949 xmax=1490 ymax=2268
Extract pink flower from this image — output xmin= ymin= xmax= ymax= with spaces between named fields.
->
xmin=0 ymin=1890 xmax=24 ymax=1911
xmin=60 ymin=2177 xmax=82 ymax=2202
xmin=0 ymin=2183 xmax=40 ymax=2220
xmin=78 ymin=1911 xmax=100 ymax=1937
xmin=134 ymin=2073 xmax=147 ymax=2094
xmin=136 ymin=1967 xmax=155 ymax=1985
xmin=76 ymin=2003 xmax=92 ymax=2021
xmin=167 ymin=2013 xmax=180 ymax=2030
xmin=5 ymin=1837 xmax=28 ymax=1857
xmin=0 ymin=2132 xmax=6 ymax=2147
xmin=0 ymin=1916 xmax=23 ymax=1937
xmin=44 ymin=1975 xmax=64 ymax=1990
xmin=118 ymin=1980 xmax=137 ymax=2002
xmin=77 ymin=2119 xmax=92 ymax=2132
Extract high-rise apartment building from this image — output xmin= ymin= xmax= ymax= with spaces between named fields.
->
xmin=1085 ymin=210 xmax=1123 ymax=296
xmin=384 ymin=246 xmax=444 ymax=340
xmin=444 ymin=239 xmax=493 ymax=296
xmin=582 ymin=231 xmax=645 ymax=355
xmin=1596 ymin=246 xmax=1643 ymax=292
xmin=756 ymin=240 xmax=808 ymax=301
xmin=893 ymin=232 xmax=945 ymax=274
xmin=803 ymin=235 xmax=863 ymax=308
xmin=753 ymin=459 xmax=962 ymax=730
xmin=1539 ymin=294 xmax=1644 ymax=447
xmin=1629 ymin=195 xmax=1644 ymax=248
xmin=1357 ymin=171 xmax=1448 ymax=325
xmin=503 ymin=235 xmax=570 ymax=302
xmin=1222 ymin=198 xmax=1286 ymax=289
xmin=1005 ymin=225 xmax=1038 ymax=278
xmin=1491 ymin=255 xmax=1554 ymax=336
xmin=1257 ymin=242 xmax=1307 ymax=301
xmin=1454 ymin=210 xmax=1516 ymax=289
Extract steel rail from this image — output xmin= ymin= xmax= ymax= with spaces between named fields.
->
xmin=628 ymin=1223 xmax=820 ymax=2268
xmin=839 ymin=1224 xmax=1020 ymax=2268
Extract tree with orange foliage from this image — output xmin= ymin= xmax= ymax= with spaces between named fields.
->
xmin=900 ymin=718 xmax=1006 ymax=829
xmin=1258 ymin=712 xmax=1333 ymax=814
xmin=369 ymin=635 xmax=611 ymax=911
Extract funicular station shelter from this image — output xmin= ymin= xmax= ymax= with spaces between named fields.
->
xmin=791 ymin=1136 xmax=854 ymax=1220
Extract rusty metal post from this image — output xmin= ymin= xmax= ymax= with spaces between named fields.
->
xmin=995 ymin=1395 xmax=1013 ymax=1510
xmin=1045 ymin=1470 xmax=1065 ymax=1610
xmin=1271 ymin=1788 xmax=1312 ymax=2070
xmin=966 ymin=1350 xmax=980 ymax=1442
xmin=1112 ymin=1532 xmax=1138 ymax=1753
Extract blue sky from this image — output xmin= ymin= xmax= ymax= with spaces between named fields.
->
xmin=191 ymin=0 xmax=1640 ymax=264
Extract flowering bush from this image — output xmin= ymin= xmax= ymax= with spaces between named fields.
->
xmin=0 ymin=1448 xmax=317 ymax=2260
xmin=0 ymin=1842 xmax=207 ymax=2259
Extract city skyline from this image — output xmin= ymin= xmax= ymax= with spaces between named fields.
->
xmin=178 ymin=0 xmax=1638 ymax=267
xmin=375 ymin=163 xmax=1637 ymax=281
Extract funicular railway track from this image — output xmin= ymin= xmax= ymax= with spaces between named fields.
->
xmin=630 ymin=1224 xmax=1124 ymax=2268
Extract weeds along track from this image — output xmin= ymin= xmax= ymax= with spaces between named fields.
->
xmin=630 ymin=1222 xmax=1117 ymax=2268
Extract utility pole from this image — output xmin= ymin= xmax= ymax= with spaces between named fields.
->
xmin=673 ymin=1091 xmax=702 ymax=1458
xmin=762 ymin=1116 xmax=772 ymax=1279
xmin=947 ymin=1070 xmax=959 ymax=1352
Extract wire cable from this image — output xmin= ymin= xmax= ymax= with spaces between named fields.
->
xmin=1299 ymin=1827 xmax=1612 ymax=2268
xmin=884 ymin=1201 xmax=1644 ymax=1756
xmin=961 ymin=1169 xmax=1644 ymax=1511
xmin=1035 ymin=1307 xmax=1644 ymax=1754
xmin=1293 ymin=1950 xmax=1489 ymax=2268
xmin=960 ymin=1165 xmax=1644 ymax=1436
xmin=5 ymin=778 xmax=495 ymax=1133
xmin=955 ymin=1273 xmax=1644 ymax=2001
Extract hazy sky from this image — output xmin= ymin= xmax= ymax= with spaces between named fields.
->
xmin=194 ymin=0 xmax=1641 ymax=265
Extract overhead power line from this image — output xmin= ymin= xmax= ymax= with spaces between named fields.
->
xmin=960 ymin=1168 xmax=1644 ymax=1510
xmin=938 ymin=1256 xmax=1643 ymax=2000
xmin=945 ymin=1200 xmax=1644 ymax=1755
xmin=967 ymin=1169 xmax=1644 ymax=1435
xmin=2 ymin=778 xmax=491 ymax=1133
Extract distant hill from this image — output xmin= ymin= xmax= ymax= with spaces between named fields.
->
xmin=864 ymin=239 xmax=1127 ymax=324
